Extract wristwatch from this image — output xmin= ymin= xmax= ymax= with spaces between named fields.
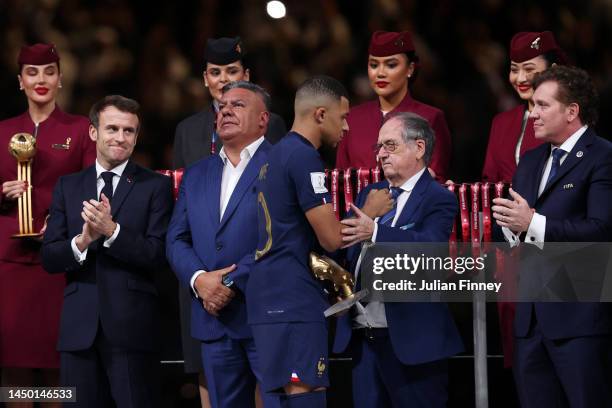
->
xmin=222 ymin=274 xmax=234 ymax=288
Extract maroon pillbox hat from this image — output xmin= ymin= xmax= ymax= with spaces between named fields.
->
xmin=368 ymin=31 xmax=415 ymax=57
xmin=17 ymin=43 xmax=60 ymax=66
xmin=509 ymin=31 xmax=567 ymax=64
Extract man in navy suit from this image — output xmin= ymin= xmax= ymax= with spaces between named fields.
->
xmin=492 ymin=66 xmax=612 ymax=407
xmin=42 ymin=95 xmax=173 ymax=407
xmin=337 ymin=112 xmax=463 ymax=408
xmin=167 ymin=81 xmax=277 ymax=408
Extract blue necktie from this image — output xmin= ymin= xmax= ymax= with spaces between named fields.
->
xmin=545 ymin=148 xmax=566 ymax=189
xmin=378 ymin=187 xmax=403 ymax=226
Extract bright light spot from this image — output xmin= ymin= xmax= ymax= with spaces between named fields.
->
xmin=266 ymin=1 xmax=286 ymax=19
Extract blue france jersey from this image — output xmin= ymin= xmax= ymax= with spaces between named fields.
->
xmin=247 ymin=132 xmax=332 ymax=324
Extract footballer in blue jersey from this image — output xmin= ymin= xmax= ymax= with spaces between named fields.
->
xmin=246 ymin=76 xmax=392 ymax=407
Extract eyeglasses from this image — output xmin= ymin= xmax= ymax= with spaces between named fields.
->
xmin=373 ymin=140 xmax=402 ymax=154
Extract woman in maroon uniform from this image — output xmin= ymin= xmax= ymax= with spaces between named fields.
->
xmin=336 ymin=30 xmax=452 ymax=181
xmin=482 ymin=32 xmax=567 ymax=369
xmin=482 ymin=31 xmax=567 ymax=182
xmin=0 ymin=44 xmax=95 ymax=403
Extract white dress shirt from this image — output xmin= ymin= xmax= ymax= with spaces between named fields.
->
xmin=190 ymin=136 xmax=265 ymax=296
xmin=70 ymin=160 xmax=128 ymax=263
xmin=353 ymin=167 xmax=426 ymax=328
xmin=503 ymin=125 xmax=588 ymax=248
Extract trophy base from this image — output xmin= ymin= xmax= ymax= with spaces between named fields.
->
xmin=11 ymin=232 xmax=43 ymax=239
xmin=324 ymin=289 xmax=369 ymax=317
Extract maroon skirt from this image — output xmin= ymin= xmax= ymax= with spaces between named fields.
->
xmin=0 ymin=260 xmax=64 ymax=368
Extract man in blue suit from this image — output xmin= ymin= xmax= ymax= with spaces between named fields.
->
xmin=42 ymin=95 xmax=174 ymax=407
xmin=492 ymin=66 xmax=612 ymax=407
xmin=166 ymin=81 xmax=276 ymax=408
xmin=337 ymin=112 xmax=463 ymax=407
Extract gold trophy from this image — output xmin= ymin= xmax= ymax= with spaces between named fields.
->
xmin=309 ymin=252 xmax=369 ymax=317
xmin=8 ymin=132 xmax=40 ymax=238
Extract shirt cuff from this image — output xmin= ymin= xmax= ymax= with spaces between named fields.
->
xmin=71 ymin=235 xmax=88 ymax=264
xmin=501 ymin=226 xmax=520 ymax=248
xmin=371 ymin=218 xmax=379 ymax=243
xmin=103 ymin=223 xmax=120 ymax=248
xmin=190 ymin=270 xmax=207 ymax=298
xmin=525 ymin=212 xmax=546 ymax=249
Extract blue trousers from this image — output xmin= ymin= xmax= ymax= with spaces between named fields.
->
xmin=201 ymin=335 xmax=280 ymax=408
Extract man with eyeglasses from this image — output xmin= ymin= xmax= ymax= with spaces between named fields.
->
xmin=335 ymin=112 xmax=463 ymax=408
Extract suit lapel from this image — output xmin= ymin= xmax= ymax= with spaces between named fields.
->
xmin=393 ymin=171 xmax=430 ymax=227
xmin=83 ymin=165 xmax=98 ymax=203
xmin=206 ymin=155 xmax=223 ymax=226
xmin=111 ymin=161 xmax=137 ymax=217
xmin=522 ymin=145 xmax=550 ymax=206
xmin=537 ymin=129 xmax=593 ymax=201
xmin=218 ymin=142 xmax=270 ymax=230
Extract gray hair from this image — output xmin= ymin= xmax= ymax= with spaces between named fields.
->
xmin=385 ymin=112 xmax=435 ymax=165
xmin=221 ymin=81 xmax=272 ymax=111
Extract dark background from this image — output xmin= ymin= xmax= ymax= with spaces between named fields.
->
xmin=1 ymin=0 xmax=611 ymax=406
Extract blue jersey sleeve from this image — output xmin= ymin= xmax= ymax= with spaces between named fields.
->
xmin=287 ymin=147 xmax=332 ymax=213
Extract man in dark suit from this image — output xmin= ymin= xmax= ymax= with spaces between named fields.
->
xmin=337 ymin=112 xmax=463 ymax=407
xmin=492 ymin=66 xmax=612 ymax=407
xmin=172 ymin=39 xmax=286 ymax=405
xmin=167 ymin=81 xmax=278 ymax=408
xmin=42 ymin=95 xmax=173 ymax=407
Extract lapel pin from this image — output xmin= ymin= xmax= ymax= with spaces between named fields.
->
xmin=563 ymin=183 xmax=574 ymax=190
xmin=576 ymin=151 xmax=583 ymax=158
xmin=127 ymin=176 xmax=133 ymax=183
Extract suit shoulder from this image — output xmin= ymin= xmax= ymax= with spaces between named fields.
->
xmin=176 ymin=110 xmax=210 ymax=132
xmin=410 ymin=98 xmax=445 ymax=117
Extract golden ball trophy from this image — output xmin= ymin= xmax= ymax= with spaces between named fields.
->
xmin=309 ymin=252 xmax=369 ymax=317
xmin=8 ymin=132 xmax=40 ymax=238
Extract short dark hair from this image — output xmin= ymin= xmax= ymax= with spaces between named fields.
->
xmin=532 ymin=65 xmax=599 ymax=127
xmin=295 ymin=75 xmax=349 ymax=103
xmin=385 ymin=112 xmax=435 ymax=165
xmin=89 ymin=95 xmax=141 ymax=130
xmin=221 ymin=81 xmax=271 ymax=111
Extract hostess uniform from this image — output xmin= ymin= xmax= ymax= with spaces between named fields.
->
xmin=336 ymin=31 xmax=452 ymax=181
xmin=247 ymin=132 xmax=331 ymax=392
xmin=0 ymin=44 xmax=96 ymax=368
xmin=482 ymin=31 xmax=568 ymax=183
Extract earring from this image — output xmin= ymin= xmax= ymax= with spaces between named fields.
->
xmin=19 ymin=85 xmax=23 ymax=90
xmin=58 ymin=83 xmax=63 ymax=88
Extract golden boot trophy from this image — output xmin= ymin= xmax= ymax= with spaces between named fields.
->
xmin=309 ymin=252 xmax=369 ymax=317
xmin=8 ymin=132 xmax=40 ymax=238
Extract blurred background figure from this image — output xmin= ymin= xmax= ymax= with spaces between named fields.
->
xmin=335 ymin=30 xmax=452 ymax=181
xmin=0 ymin=43 xmax=95 ymax=408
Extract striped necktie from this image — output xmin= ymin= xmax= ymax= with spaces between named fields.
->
xmin=378 ymin=187 xmax=403 ymax=226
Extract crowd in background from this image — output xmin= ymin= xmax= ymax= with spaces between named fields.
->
xmin=1 ymin=0 xmax=611 ymax=180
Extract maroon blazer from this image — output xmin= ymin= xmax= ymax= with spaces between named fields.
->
xmin=336 ymin=93 xmax=452 ymax=181
xmin=481 ymin=104 xmax=544 ymax=182
xmin=0 ymin=106 xmax=96 ymax=263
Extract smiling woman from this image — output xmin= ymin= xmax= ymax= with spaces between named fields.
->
xmin=336 ymin=30 xmax=452 ymax=181
xmin=0 ymin=43 xmax=96 ymax=407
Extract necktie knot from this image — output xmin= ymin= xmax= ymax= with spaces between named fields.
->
xmin=101 ymin=171 xmax=115 ymax=185
xmin=389 ymin=186 xmax=403 ymax=200
xmin=551 ymin=148 xmax=566 ymax=163
xmin=100 ymin=171 xmax=115 ymax=201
